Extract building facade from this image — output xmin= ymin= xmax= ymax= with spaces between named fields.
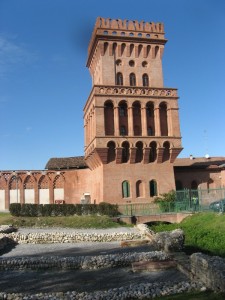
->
xmin=0 ymin=17 xmax=225 ymax=210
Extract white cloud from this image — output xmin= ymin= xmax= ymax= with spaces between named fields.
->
xmin=0 ymin=35 xmax=38 ymax=77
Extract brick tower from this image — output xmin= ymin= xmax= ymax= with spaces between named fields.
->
xmin=84 ymin=17 xmax=183 ymax=204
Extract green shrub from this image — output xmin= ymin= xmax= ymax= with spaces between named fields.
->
xmin=9 ymin=203 xmax=21 ymax=216
xmin=154 ymin=190 xmax=176 ymax=212
xmin=9 ymin=202 xmax=120 ymax=218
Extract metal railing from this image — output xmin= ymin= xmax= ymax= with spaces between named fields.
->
xmin=118 ymin=188 xmax=225 ymax=217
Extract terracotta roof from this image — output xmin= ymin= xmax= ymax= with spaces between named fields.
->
xmin=45 ymin=156 xmax=87 ymax=170
xmin=174 ymin=156 xmax=225 ymax=168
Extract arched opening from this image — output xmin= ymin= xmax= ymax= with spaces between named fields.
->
xmin=104 ymin=101 xmax=114 ymax=135
xmin=149 ymin=141 xmax=157 ymax=162
xmin=130 ymin=44 xmax=134 ymax=56
xmin=116 ymin=72 xmax=123 ymax=85
xmin=163 ymin=141 xmax=170 ymax=162
xmin=130 ymin=73 xmax=136 ymax=86
xmin=121 ymin=43 xmax=126 ymax=56
xmin=142 ymin=74 xmax=149 ymax=87
xmin=159 ymin=102 xmax=168 ymax=136
xmin=122 ymin=180 xmax=130 ymax=198
xmin=146 ymin=102 xmax=155 ymax=136
xmin=132 ymin=101 xmax=142 ymax=136
xmin=103 ymin=42 xmax=108 ymax=55
xmin=119 ymin=101 xmax=128 ymax=136
xmin=24 ymin=175 xmax=35 ymax=204
xmin=155 ymin=46 xmax=159 ymax=58
xmin=107 ymin=141 xmax=116 ymax=163
xmin=9 ymin=175 xmax=21 ymax=204
xmin=138 ymin=44 xmax=143 ymax=57
xmin=38 ymin=175 xmax=49 ymax=204
xmin=136 ymin=180 xmax=144 ymax=198
xmin=191 ymin=180 xmax=198 ymax=190
xmin=150 ymin=180 xmax=157 ymax=197
xmin=135 ymin=141 xmax=143 ymax=163
xmin=122 ymin=141 xmax=130 ymax=163
xmin=53 ymin=175 xmax=64 ymax=202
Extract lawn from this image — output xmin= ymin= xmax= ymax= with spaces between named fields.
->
xmin=0 ymin=213 xmax=128 ymax=229
xmin=149 ymin=212 xmax=225 ymax=257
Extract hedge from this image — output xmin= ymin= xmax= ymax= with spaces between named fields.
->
xmin=9 ymin=203 xmax=119 ymax=217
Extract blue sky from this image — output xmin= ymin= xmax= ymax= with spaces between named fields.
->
xmin=0 ymin=0 xmax=225 ymax=170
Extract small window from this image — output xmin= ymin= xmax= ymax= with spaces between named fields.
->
xmin=116 ymin=72 xmax=123 ymax=85
xmin=112 ymin=31 xmax=117 ymax=35
xmin=121 ymin=32 xmax=125 ymax=36
xmin=138 ymin=33 xmax=142 ymax=37
xmin=129 ymin=33 xmax=134 ymax=36
xmin=143 ymin=74 xmax=149 ymax=87
xmin=130 ymin=73 xmax=136 ymax=86
xmin=103 ymin=31 xmax=108 ymax=35
xmin=150 ymin=180 xmax=157 ymax=197
xmin=146 ymin=34 xmax=150 ymax=38
xmin=122 ymin=181 xmax=130 ymax=198
xmin=129 ymin=60 xmax=135 ymax=67
xmin=142 ymin=61 xmax=148 ymax=68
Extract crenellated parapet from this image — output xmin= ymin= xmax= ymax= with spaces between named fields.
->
xmin=87 ymin=17 xmax=166 ymax=63
xmin=95 ymin=17 xmax=164 ymax=33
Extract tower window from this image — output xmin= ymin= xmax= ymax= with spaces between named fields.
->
xmin=116 ymin=72 xmax=123 ymax=85
xmin=130 ymin=73 xmax=136 ymax=86
xmin=143 ymin=74 xmax=149 ymax=87
xmin=129 ymin=60 xmax=135 ymax=67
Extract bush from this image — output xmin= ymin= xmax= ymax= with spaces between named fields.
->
xmin=154 ymin=190 xmax=176 ymax=212
xmin=9 ymin=202 xmax=119 ymax=217
xmin=9 ymin=203 xmax=21 ymax=216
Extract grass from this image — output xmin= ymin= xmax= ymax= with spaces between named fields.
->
xmin=149 ymin=212 xmax=225 ymax=257
xmin=0 ymin=213 xmax=129 ymax=229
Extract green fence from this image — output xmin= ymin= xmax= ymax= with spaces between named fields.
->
xmin=118 ymin=188 xmax=225 ymax=216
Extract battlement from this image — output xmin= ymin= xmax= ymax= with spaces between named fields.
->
xmin=95 ymin=17 xmax=164 ymax=33
xmin=87 ymin=17 xmax=166 ymax=64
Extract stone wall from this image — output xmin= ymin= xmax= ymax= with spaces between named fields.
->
xmin=191 ymin=253 xmax=225 ymax=293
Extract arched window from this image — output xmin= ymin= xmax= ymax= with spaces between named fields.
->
xmin=142 ymin=74 xmax=149 ymax=87
xmin=107 ymin=141 xmax=116 ymax=163
xmin=122 ymin=141 xmax=130 ymax=163
xmin=163 ymin=141 xmax=170 ymax=162
xmin=116 ymin=72 xmax=123 ymax=85
xmin=119 ymin=101 xmax=128 ymax=136
xmin=159 ymin=102 xmax=168 ymax=136
xmin=135 ymin=141 xmax=143 ymax=163
xmin=149 ymin=142 xmax=157 ymax=162
xmin=130 ymin=73 xmax=136 ymax=86
xmin=146 ymin=102 xmax=155 ymax=136
xmin=122 ymin=180 xmax=130 ymax=198
xmin=132 ymin=101 xmax=142 ymax=136
xmin=104 ymin=101 xmax=114 ymax=135
xmin=150 ymin=180 xmax=157 ymax=197
xmin=136 ymin=180 xmax=144 ymax=198
xmin=155 ymin=46 xmax=159 ymax=58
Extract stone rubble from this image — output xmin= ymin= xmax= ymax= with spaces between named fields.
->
xmin=0 ymin=280 xmax=205 ymax=300
xmin=0 ymin=250 xmax=170 ymax=270
xmin=0 ymin=231 xmax=145 ymax=244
